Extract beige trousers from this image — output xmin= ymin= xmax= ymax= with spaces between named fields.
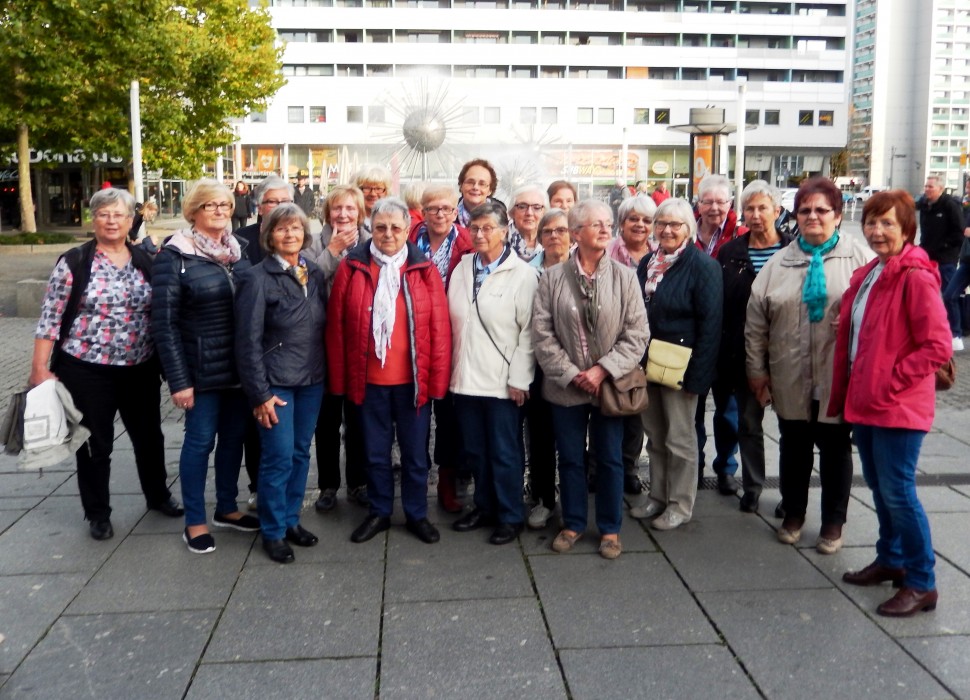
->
xmin=641 ymin=384 xmax=699 ymax=519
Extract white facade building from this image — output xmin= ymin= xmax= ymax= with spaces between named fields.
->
xmin=236 ymin=0 xmax=852 ymax=198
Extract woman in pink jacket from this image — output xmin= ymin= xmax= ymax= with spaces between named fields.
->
xmin=829 ymin=190 xmax=951 ymax=618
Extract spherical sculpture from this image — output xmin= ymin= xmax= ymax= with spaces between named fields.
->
xmin=402 ymin=109 xmax=446 ymax=153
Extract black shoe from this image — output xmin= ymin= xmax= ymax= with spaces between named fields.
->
xmin=351 ymin=515 xmax=391 ymax=543
xmin=489 ymin=522 xmax=523 ymax=545
xmin=406 ymin=518 xmax=440 ymax=544
xmin=452 ymin=508 xmax=494 ymax=532
xmin=149 ymin=496 xmax=184 ymax=518
xmin=774 ymin=501 xmax=786 ymax=519
xmin=285 ymin=524 xmax=319 ymax=547
xmin=739 ymin=492 xmax=760 ymax=513
xmin=717 ymin=474 xmax=740 ymax=496
xmin=183 ymin=528 xmax=215 ymax=554
xmin=89 ymin=519 xmax=114 ymax=541
xmin=262 ymin=538 xmax=295 ymax=563
xmin=623 ymin=474 xmax=643 ymax=495
xmin=213 ymin=512 xmax=260 ymax=532
xmin=347 ymin=485 xmax=370 ymax=508
xmin=314 ymin=489 xmax=337 ymax=512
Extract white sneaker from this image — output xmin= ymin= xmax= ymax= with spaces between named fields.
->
xmin=630 ymin=500 xmax=664 ymax=520
xmin=528 ymin=504 xmax=553 ymax=530
xmin=953 ymin=337 xmax=964 ymax=352
xmin=650 ymin=510 xmax=688 ymax=531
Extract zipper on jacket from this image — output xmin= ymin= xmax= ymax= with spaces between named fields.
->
xmin=261 ymin=341 xmax=283 ymax=358
xmin=402 ymin=273 xmax=421 ymax=407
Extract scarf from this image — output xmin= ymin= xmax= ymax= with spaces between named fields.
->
xmin=190 ymin=228 xmax=241 ymax=266
xmin=456 ymin=198 xmax=473 ymax=228
xmin=643 ymin=237 xmax=690 ymax=300
xmin=273 ymin=254 xmax=309 ymax=297
xmin=508 ymin=223 xmax=542 ymax=262
xmin=798 ymin=231 xmax=840 ymax=323
xmin=415 ymin=223 xmax=455 ymax=284
xmin=574 ymin=255 xmax=600 ymax=331
xmin=370 ymin=241 xmax=408 ymax=367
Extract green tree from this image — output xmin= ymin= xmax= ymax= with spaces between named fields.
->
xmin=0 ymin=0 xmax=283 ymax=231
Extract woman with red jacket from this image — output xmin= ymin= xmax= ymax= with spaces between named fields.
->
xmin=326 ymin=197 xmax=452 ymax=545
xmin=829 ymin=190 xmax=951 ymax=617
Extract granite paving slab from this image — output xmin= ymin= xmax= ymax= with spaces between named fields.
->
xmin=519 ymin=502 xmax=658 ymax=557
xmin=700 ymin=588 xmax=954 ymax=700
xmin=0 ymin=508 xmax=24 ymax=534
xmin=0 ymin=610 xmax=217 ymax=699
xmin=0 ymin=496 xmax=44 ymax=511
xmin=186 ymin=659 xmax=377 ymax=700
xmin=560 ymin=646 xmax=762 ymax=700
xmin=852 ymin=486 xmax=970 ymax=514
xmin=531 ymin=552 xmax=718 ymax=648
xmin=931 ymin=412 xmax=970 ymax=447
xmin=380 ymin=598 xmax=566 ymax=699
xmin=204 ymin=560 xmax=383 ymax=661
xmin=953 ymin=485 xmax=970 ymax=500
xmin=916 ymin=433 xmax=970 ymax=476
xmin=0 ymin=470 xmax=72 ymax=499
xmin=791 ymin=488 xmax=881 ymax=551
xmin=929 ymin=512 xmax=970 ymax=573
xmin=0 ymin=572 xmax=88 ymax=673
xmin=66 ymin=533 xmax=255 ymax=615
xmin=901 ymin=635 xmax=970 ymax=700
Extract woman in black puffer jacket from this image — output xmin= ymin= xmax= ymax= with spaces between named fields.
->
xmin=152 ymin=179 xmax=257 ymax=555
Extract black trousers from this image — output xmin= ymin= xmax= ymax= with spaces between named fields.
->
xmin=525 ymin=369 xmax=558 ymax=509
xmin=56 ymin=353 xmax=171 ymax=521
xmin=776 ymin=401 xmax=853 ymax=526
xmin=429 ymin=392 xmax=464 ymax=475
xmin=314 ymin=392 xmax=366 ymax=491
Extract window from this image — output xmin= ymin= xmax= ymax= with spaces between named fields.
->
xmin=368 ymin=30 xmax=392 ymax=43
xmin=511 ymin=66 xmax=537 ymax=78
xmin=541 ymin=66 xmax=566 ymax=78
xmin=461 ymin=107 xmax=479 ymax=124
xmin=541 ymin=32 xmax=566 ymax=45
xmin=798 ymin=109 xmax=814 ymax=126
xmin=818 ymin=110 xmax=834 ymax=126
xmin=512 ymin=31 xmax=537 ymax=44
xmin=337 ymin=64 xmax=364 ymax=76
xmin=457 ymin=65 xmax=508 ymax=78
xmin=250 ymin=110 xmax=267 ymax=123
xmin=337 ymin=30 xmax=361 ymax=42
xmin=764 ymin=109 xmax=780 ymax=125
xmin=745 ymin=109 xmax=759 ymax=125
xmin=367 ymin=65 xmax=392 ymax=76
xmin=369 ymin=105 xmax=385 ymax=123
xmin=288 ymin=106 xmax=305 ymax=123
xmin=521 ymin=107 xmax=537 ymax=124
xmin=633 ymin=108 xmax=650 ymax=124
xmin=541 ymin=107 xmax=557 ymax=124
xmin=282 ymin=64 xmax=335 ymax=76
xmin=577 ymin=107 xmax=594 ymax=124
xmin=347 ymin=106 xmax=364 ymax=123
xmin=484 ymin=106 xmax=501 ymax=124
xmin=309 ymin=106 xmax=327 ymax=123
xmin=654 ymin=108 xmax=670 ymax=124
xmin=598 ymin=108 xmax=614 ymax=124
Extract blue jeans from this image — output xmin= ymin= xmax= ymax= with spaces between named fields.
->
xmin=257 ymin=384 xmax=324 ymax=540
xmin=358 ymin=384 xmax=431 ymax=521
xmin=179 ymin=389 xmax=249 ymax=526
xmin=942 ymin=261 xmax=970 ymax=337
xmin=695 ymin=380 xmax=739 ymax=476
xmin=454 ymin=395 xmax=524 ymax=526
xmin=854 ymin=425 xmax=935 ymax=591
xmin=551 ymin=403 xmax=624 ymax=535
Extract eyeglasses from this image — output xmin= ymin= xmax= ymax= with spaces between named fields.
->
xmin=462 ymin=178 xmax=490 ymax=189
xmin=373 ymin=224 xmax=406 ymax=234
xmin=624 ymin=215 xmax=652 ymax=225
xmin=262 ymin=198 xmax=293 ymax=207
xmin=796 ymin=207 xmax=834 ymax=217
xmin=423 ymin=206 xmax=455 ymax=216
xmin=200 ymin=202 xmax=232 ymax=212
xmin=514 ymin=203 xmax=545 ymax=213
xmin=654 ymin=221 xmax=686 ymax=232
xmin=581 ymin=221 xmax=612 ymax=231
xmin=361 ymin=186 xmax=386 ymax=195
xmin=94 ymin=212 xmax=131 ymax=221
xmin=541 ymin=226 xmax=570 ymax=238
xmin=470 ymin=225 xmax=504 ymax=235
xmin=272 ymin=224 xmax=305 ymax=236
xmin=699 ymin=199 xmax=730 ymax=207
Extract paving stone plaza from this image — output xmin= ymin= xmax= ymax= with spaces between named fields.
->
xmin=1 ymin=218 xmax=970 ymax=698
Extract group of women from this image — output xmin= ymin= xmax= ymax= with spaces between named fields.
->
xmin=30 ymin=164 xmax=950 ymax=615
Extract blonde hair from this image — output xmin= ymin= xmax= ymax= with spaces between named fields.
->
xmin=182 ymin=179 xmax=233 ymax=225
xmin=323 ymin=185 xmax=366 ymax=227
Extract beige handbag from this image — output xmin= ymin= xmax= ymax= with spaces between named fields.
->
xmin=645 ymin=339 xmax=692 ymax=390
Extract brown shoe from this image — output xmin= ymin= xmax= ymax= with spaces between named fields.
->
xmin=598 ymin=537 xmax=622 ymax=560
xmin=551 ymin=530 xmax=582 ymax=553
xmin=842 ymin=561 xmax=905 ymax=588
xmin=876 ymin=587 xmax=938 ymax=617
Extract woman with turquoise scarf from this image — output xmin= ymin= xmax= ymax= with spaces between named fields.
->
xmin=745 ymin=177 xmax=873 ymax=555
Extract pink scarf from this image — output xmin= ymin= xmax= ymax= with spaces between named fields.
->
xmin=643 ymin=238 xmax=690 ymax=300
xmin=190 ymin=228 xmax=241 ymax=266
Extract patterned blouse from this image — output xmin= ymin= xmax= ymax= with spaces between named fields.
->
xmin=35 ymin=251 xmax=154 ymax=366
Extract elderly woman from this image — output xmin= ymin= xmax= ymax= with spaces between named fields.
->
xmin=507 ymin=186 xmax=548 ymax=263
xmin=547 ymin=180 xmax=577 ymax=213
xmin=456 ymin=158 xmax=500 ymax=227
xmin=232 ymin=181 xmax=252 ymax=231
xmin=235 ymin=203 xmax=327 ymax=563
xmin=524 ymin=209 xmax=571 ymax=529
xmin=409 ymin=184 xmax=473 ymax=513
xmin=354 ymin=165 xmax=392 ymax=233
xmin=533 ymin=200 xmax=649 ymax=559
xmin=306 ymin=185 xmax=371 ymax=513
xmin=326 ymin=197 xmax=451 ymax=545
xmin=746 ymin=176 xmax=873 ymax=553
xmin=153 ymin=179 xmax=258 ymax=554
xmin=830 ymin=191 xmax=950 ymax=617
xmin=449 ymin=201 xmax=538 ymax=544
xmin=29 ymin=188 xmax=182 ymax=540
xmin=631 ymin=198 xmax=722 ymax=530
xmin=717 ymin=181 xmax=795 ymax=514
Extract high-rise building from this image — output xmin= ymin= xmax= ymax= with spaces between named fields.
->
xmin=849 ymin=0 xmax=970 ymax=194
xmin=235 ymin=0 xmax=852 ymax=197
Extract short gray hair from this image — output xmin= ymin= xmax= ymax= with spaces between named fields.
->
xmin=371 ymin=196 xmax=411 ymax=230
xmin=655 ymin=198 xmax=697 ymax=239
xmin=568 ymin=199 xmax=612 ymax=231
xmin=259 ymin=203 xmax=311 ymax=253
xmin=739 ymin=180 xmax=780 ymax=209
xmin=89 ymin=188 xmax=136 ymax=217
xmin=697 ymin=174 xmax=732 ymax=201
xmin=617 ymin=195 xmax=657 ymax=223
xmin=510 ymin=185 xmax=549 ymax=208
xmin=255 ymin=176 xmax=293 ymax=205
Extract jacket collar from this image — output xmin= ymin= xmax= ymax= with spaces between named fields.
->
xmin=346 ymin=240 xmax=432 ymax=271
xmin=779 ymin=232 xmax=854 ymax=266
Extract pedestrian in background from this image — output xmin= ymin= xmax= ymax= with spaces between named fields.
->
xmin=916 ymin=175 xmax=965 ymax=351
xmin=232 ymin=181 xmax=252 ymax=231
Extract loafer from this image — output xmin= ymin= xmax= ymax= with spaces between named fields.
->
xmin=816 ymin=536 xmax=843 ymax=555
xmin=347 ymin=485 xmax=370 ymax=508
xmin=776 ymin=526 xmax=802 ymax=544
xmin=630 ymin=499 xmax=664 ymax=520
xmin=183 ymin=528 xmax=215 ymax=554
xmin=149 ymin=497 xmax=184 ymax=518
xmin=598 ymin=537 xmax=622 ymax=560
xmin=489 ymin=523 xmax=523 ymax=546
xmin=623 ymin=473 xmax=643 ymax=495
xmin=551 ymin=530 xmax=582 ymax=553
xmin=739 ymin=492 xmax=760 ymax=513
xmin=213 ymin=512 xmax=260 ymax=532
xmin=717 ymin=474 xmax=740 ymax=496
xmin=262 ymin=538 xmax=295 ymax=564
xmin=315 ymin=489 xmax=337 ymax=513
xmin=350 ymin=515 xmax=391 ymax=543
xmin=651 ymin=510 xmax=688 ymax=531
xmin=876 ymin=587 xmax=938 ymax=617
xmin=406 ymin=518 xmax=441 ymax=544
xmin=89 ymin=519 xmax=114 ymax=541
xmin=285 ymin=524 xmax=319 ymax=547
xmin=452 ymin=508 xmax=494 ymax=533
xmin=842 ymin=561 xmax=906 ymax=588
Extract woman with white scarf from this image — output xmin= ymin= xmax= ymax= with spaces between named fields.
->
xmin=325 ymin=197 xmax=452 ymax=545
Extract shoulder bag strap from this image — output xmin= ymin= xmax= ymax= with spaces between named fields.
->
xmin=471 ymin=261 xmax=511 ymax=367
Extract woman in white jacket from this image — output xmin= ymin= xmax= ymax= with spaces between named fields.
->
xmin=448 ymin=201 xmax=539 ymax=545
